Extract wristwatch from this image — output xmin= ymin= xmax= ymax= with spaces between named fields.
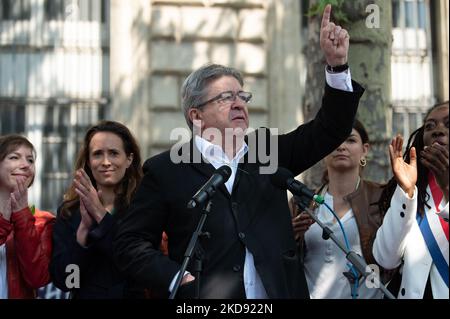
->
xmin=326 ymin=63 xmax=349 ymax=73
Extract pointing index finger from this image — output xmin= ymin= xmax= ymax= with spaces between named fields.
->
xmin=321 ymin=4 xmax=331 ymax=29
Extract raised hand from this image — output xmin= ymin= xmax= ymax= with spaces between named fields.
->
xmin=320 ymin=4 xmax=349 ymax=67
xmin=389 ymin=135 xmax=417 ymax=198
xmin=10 ymin=176 xmax=29 ymax=213
xmin=73 ymin=169 xmax=107 ymax=224
xmin=420 ymin=143 xmax=449 ymax=201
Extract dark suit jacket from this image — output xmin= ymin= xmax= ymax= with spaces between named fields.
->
xmin=114 ymin=82 xmax=365 ymax=298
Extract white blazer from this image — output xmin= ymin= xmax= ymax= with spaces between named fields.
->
xmin=373 ymin=185 xmax=449 ymax=299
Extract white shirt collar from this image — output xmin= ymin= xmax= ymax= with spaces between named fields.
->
xmin=194 ymin=135 xmax=248 ymax=167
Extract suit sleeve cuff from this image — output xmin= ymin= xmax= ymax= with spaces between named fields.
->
xmin=325 ymin=67 xmax=353 ymax=92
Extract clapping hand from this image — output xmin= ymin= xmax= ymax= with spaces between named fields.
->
xmin=1 ymin=176 xmax=30 ymax=222
xmin=74 ymin=169 xmax=107 ymax=224
xmin=389 ymin=135 xmax=417 ymax=198
xmin=10 ymin=176 xmax=29 ymax=213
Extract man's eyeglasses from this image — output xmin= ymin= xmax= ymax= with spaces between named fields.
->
xmin=197 ymin=91 xmax=252 ymax=108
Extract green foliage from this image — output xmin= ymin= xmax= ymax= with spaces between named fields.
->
xmin=307 ymin=0 xmax=350 ymax=24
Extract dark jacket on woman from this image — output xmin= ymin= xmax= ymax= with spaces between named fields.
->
xmin=50 ymin=204 xmax=168 ymax=299
xmin=50 ymin=206 xmax=126 ymax=298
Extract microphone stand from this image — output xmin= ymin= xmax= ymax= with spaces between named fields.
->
xmin=169 ymin=200 xmax=212 ymax=299
xmin=297 ymin=203 xmax=396 ymax=299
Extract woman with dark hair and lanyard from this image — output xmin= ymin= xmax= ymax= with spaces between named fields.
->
xmin=290 ymin=119 xmax=392 ymax=298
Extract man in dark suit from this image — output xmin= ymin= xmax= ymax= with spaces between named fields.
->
xmin=114 ymin=5 xmax=364 ymax=299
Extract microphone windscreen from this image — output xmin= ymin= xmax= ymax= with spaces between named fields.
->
xmin=217 ymin=165 xmax=232 ymax=181
xmin=270 ymin=167 xmax=294 ymax=190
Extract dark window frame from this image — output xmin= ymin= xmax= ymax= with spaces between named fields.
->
xmin=43 ymin=0 xmax=107 ymax=23
xmin=0 ymin=0 xmax=31 ymax=21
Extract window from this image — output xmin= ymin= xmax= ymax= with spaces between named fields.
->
xmin=392 ymin=0 xmax=401 ymax=28
xmin=393 ymin=0 xmax=427 ymax=29
xmin=44 ymin=0 xmax=107 ymax=23
xmin=0 ymin=102 xmax=25 ymax=134
xmin=391 ymin=0 xmax=434 ymax=138
xmin=404 ymin=1 xmax=415 ymax=28
xmin=0 ymin=0 xmax=31 ymax=20
xmin=40 ymin=101 xmax=107 ymax=211
xmin=418 ymin=1 xmax=426 ymax=29
xmin=392 ymin=109 xmax=427 ymax=138
xmin=44 ymin=0 xmax=66 ymax=21
xmin=1 ymin=0 xmax=110 ymax=214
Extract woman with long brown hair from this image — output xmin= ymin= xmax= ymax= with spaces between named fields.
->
xmin=49 ymin=120 xmax=146 ymax=298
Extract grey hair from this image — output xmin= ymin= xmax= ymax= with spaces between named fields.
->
xmin=181 ymin=63 xmax=244 ymax=130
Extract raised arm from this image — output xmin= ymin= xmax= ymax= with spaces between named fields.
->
xmin=10 ymin=177 xmax=55 ymax=288
xmin=373 ymin=135 xmax=418 ymax=269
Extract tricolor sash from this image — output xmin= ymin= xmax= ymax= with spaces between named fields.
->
xmin=416 ymin=173 xmax=449 ymax=287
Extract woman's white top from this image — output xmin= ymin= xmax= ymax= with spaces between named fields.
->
xmin=304 ymin=192 xmax=383 ymax=299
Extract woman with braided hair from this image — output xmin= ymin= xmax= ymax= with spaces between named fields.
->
xmin=374 ymin=101 xmax=449 ymax=299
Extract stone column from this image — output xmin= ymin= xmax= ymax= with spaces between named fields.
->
xmin=110 ymin=0 xmax=152 ymax=156
xmin=267 ymin=0 xmax=304 ymax=133
xmin=347 ymin=0 xmax=392 ymax=183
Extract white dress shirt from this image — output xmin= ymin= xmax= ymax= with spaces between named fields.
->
xmin=304 ymin=192 xmax=383 ymax=299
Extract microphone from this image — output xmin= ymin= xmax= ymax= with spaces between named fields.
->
xmin=270 ymin=167 xmax=324 ymax=204
xmin=187 ymin=165 xmax=232 ymax=209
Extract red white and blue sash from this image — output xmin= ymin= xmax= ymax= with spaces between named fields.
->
xmin=416 ymin=173 xmax=449 ymax=287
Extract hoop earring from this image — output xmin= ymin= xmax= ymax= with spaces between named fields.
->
xmin=360 ymin=157 xmax=367 ymax=167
